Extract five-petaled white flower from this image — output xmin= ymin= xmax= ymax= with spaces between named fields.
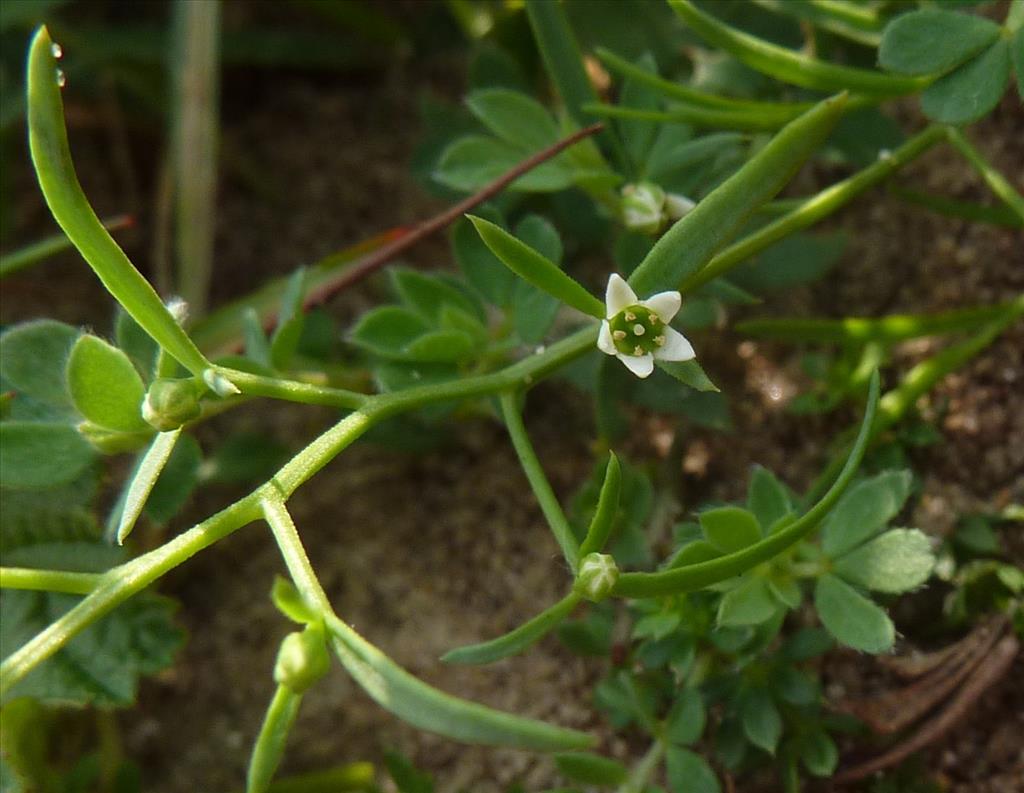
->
xmin=597 ymin=274 xmax=695 ymax=379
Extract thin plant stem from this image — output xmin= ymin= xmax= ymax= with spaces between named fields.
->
xmin=680 ymin=125 xmax=947 ymax=295
xmin=945 ymin=127 xmax=1024 ymax=224
xmin=0 ymin=215 xmax=133 ymax=278
xmin=499 ymin=391 xmax=582 ymax=573
xmin=0 ymin=327 xmax=598 ymax=694
xmin=0 ymin=567 xmax=102 ymax=595
xmin=617 ymin=740 xmax=665 ymax=793
xmin=218 ymin=368 xmax=369 ymax=410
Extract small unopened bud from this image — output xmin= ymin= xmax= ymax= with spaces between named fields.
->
xmin=142 ymin=378 xmax=201 ymax=431
xmin=202 ymin=368 xmax=240 ymax=397
xmin=574 ymin=552 xmax=620 ymax=602
xmin=665 ymin=193 xmax=696 ymax=220
xmin=621 ymin=182 xmax=667 ymax=235
xmin=274 ymin=626 xmax=330 ymax=694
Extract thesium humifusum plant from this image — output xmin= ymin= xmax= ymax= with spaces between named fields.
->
xmin=1 ymin=1 xmax=1021 ymax=790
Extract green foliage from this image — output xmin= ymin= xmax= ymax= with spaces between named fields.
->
xmin=66 ymin=334 xmax=148 ymax=432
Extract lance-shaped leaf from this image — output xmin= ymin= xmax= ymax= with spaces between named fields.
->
xmin=324 ymin=611 xmax=593 ymax=751
xmin=246 ymin=685 xmax=301 ymax=793
xmin=441 ymin=592 xmax=581 ymax=666
xmin=578 ymin=453 xmax=621 ymax=557
xmin=628 ymin=93 xmax=848 ymax=297
xmin=114 ymin=429 xmax=182 ymax=545
xmin=668 ymin=0 xmax=925 ymax=96
xmin=26 ymin=27 xmax=210 ymax=377
xmin=467 ymin=216 xmax=605 ymax=318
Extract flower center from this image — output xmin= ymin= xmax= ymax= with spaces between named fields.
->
xmin=608 ymin=305 xmax=665 ymax=356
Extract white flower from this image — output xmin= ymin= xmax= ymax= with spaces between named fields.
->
xmin=597 ymin=273 xmax=695 ymax=379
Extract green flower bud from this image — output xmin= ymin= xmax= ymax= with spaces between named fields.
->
xmin=574 ymin=552 xmax=620 ymax=602
xmin=142 ymin=378 xmax=201 ymax=431
xmin=621 ymin=182 xmax=667 ymax=235
xmin=274 ymin=626 xmax=330 ymax=694
xmin=77 ymin=420 xmax=152 ymax=454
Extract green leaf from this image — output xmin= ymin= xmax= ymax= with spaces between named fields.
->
xmin=26 ymin=28 xmax=210 ymax=378
xmin=700 ymin=507 xmax=762 ymax=553
xmin=665 ymin=746 xmax=720 ymax=793
xmin=617 ymin=53 xmax=661 ymax=172
xmin=441 ymin=592 xmax=581 ymax=665
xmin=579 ymin=453 xmax=621 ymax=557
xmin=392 ymin=268 xmax=483 ymax=324
xmin=666 ymin=539 xmax=722 ymax=569
xmin=746 ymin=466 xmax=791 ymax=529
xmin=465 ymin=89 xmax=561 ymax=151
xmin=717 ymin=577 xmax=779 ymax=627
xmin=0 ymin=589 xmax=182 ymax=707
xmin=1014 ymin=27 xmax=1024 ymax=101
xmin=554 ymin=752 xmax=627 ymax=785
xmin=878 ymin=9 xmax=1001 ymax=76
xmin=920 ymin=40 xmax=1012 ymax=125
xmin=557 ymin=604 xmax=614 ymax=657
xmin=0 ymin=320 xmax=79 ymax=410
xmin=113 ymin=429 xmax=181 ymax=545
xmin=271 ymin=577 xmax=319 ymax=625
xmin=0 ymin=422 xmax=94 ymax=489
xmin=666 ymin=688 xmax=706 ymax=746
xmin=630 ymin=91 xmax=848 ymax=296
xmin=348 ymin=306 xmax=431 ymax=358
xmin=728 ymin=232 xmax=846 ymax=293
xmin=435 ymin=136 xmax=574 ymax=193
xmin=468 ymin=216 xmax=605 ymax=318
xmin=833 ymin=528 xmax=934 ymax=594
xmin=270 ymin=268 xmax=307 ymax=370
xmin=66 ymin=335 xmax=148 ymax=432
xmin=243 ymin=308 xmax=273 ymax=369
xmin=767 ymin=575 xmax=802 ymax=610
xmin=144 ymin=432 xmax=201 ymax=525
xmin=452 ymin=211 xmax=517 ymax=307
xmin=324 ymin=612 xmax=594 ymax=751
xmin=814 ymin=573 xmax=894 ymax=653
xmin=115 ymin=308 xmax=158 ymax=380
xmin=633 ymin=611 xmax=681 ymax=640
xmin=246 ymin=685 xmax=301 ymax=793
xmin=656 ymin=359 xmax=719 ymax=392
xmin=800 ymin=729 xmax=838 ymax=777
xmin=384 ymin=751 xmax=433 ymax=793
xmin=774 ymin=667 xmax=818 ymax=706
xmin=821 ymin=470 xmax=912 ymax=557
xmin=741 ymin=689 xmax=782 ymax=754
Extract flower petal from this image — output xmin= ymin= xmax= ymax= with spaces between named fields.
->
xmin=654 ymin=327 xmax=695 ymax=362
xmin=597 ymin=320 xmax=617 ymax=355
xmin=605 ymin=273 xmax=638 ymax=317
xmin=617 ymin=352 xmax=655 ymax=378
xmin=641 ymin=291 xmax=682 ymax=323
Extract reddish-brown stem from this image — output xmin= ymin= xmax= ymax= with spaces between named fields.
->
xmin=301 ymin=122 xmax=605 ymax=310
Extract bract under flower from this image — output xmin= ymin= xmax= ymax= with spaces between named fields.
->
xmin=597 ymin=274 xmax=695 ymax=378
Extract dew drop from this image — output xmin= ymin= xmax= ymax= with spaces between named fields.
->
xmin=56 ymin=68 xmax=66 ymax=88
xmin=51 ymin=42 xmax=63 ymax=59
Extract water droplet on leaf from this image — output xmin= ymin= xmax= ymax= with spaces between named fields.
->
xmin=56 ymin=68 xmax=66 ymax=88
xmin=51 ymin=42 xmax=63 ymax=59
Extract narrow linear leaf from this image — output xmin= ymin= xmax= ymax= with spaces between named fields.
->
xmin=668 ymin=0 xmax=925 ymax=96
xmin=629 ymin=93 xmax=848 ymax=296
xmin=441 ymin=592 xmax=581 ymax=666
xmin=247 ymin=685 xmax=302 ymax=793
xmin=26 ymin=27 xmax=210 ymax=377
xmin=324 ymin=612 xmax=594 ymax=751
xmin=656 ymin=359 xmax=719 ymax=392
xmin=115 ymin=429 xmax=181 ymax=545
xmin=66 ymin=335 xmax=148 ymax=432
xmin=579 ymin=453 xmax=621 ymax=557
xmin=467 ymin=216 xmax=604 ymax=318
xmin=814 ymin=573 xmax=894 ymax=653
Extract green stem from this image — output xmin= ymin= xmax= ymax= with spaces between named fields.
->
xmin=219 ymin=368 xmax=369 ymax=410
xmin=945 ymin=127 xmax=1024 ymax=224
xmin=616 ymin=740 xmax=665 ymax=793
xmin=0 ymin=567 xmax=101 ymax=595
xmin=680 ymin=125 xmax=946 ymax=294
xmin=0 ymin=327 xmax=597 ymax=696
xmin=614 ymin=372 xmax=878 ymax=598
xmin=500 ymin=391 xmax=582 ymax=573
